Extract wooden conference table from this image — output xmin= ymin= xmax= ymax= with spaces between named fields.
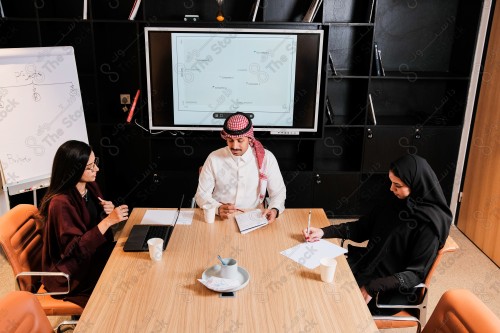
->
xmin=74 ymin=208 xmax=378 ymax=333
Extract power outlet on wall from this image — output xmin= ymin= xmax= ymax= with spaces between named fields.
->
xmin=120 ymin=94 xmax=131 ymax=105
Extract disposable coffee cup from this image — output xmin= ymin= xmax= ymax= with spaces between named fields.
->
xmin=203 ymin=207 xmax=216 ymax=224
xmin=320 ymin=257 xmax=337 ymax=283
xmin=147 ymin=238 xmax=164 ymax=261
xmin=220 ymin=258 xmax=238 ymax=280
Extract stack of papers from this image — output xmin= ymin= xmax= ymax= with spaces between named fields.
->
xmin=235 ymin=210 xmax=268 ymax=234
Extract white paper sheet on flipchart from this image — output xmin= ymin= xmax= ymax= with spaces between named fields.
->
xmin=140 ymin=210 xmax=194 ymax=225
xmin=280 ymin=239 xmax=348 ymax=269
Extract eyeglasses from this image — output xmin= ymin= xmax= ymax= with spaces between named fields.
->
xmin=85 ymin=157 xmax=99 ymax=171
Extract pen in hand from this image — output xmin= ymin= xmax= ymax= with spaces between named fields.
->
xmin=307 ymin=209 xmax=311 ymax=237
xmin=220 ymin=203 xmax=244 ymax=215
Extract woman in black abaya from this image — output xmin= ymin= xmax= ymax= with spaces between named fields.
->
xmin=303 ymin=154 xmax=452 ymax=314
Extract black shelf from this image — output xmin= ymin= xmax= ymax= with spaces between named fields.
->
xmin=323 ymin=0 xmax=376 ymax=24
xmin=324 ymin=123 xmax=365 ymax=128
xmin=145 ymin=0 xmax=256 ymax=22
xmin=0 ymin=0 xmax=486 ymax=217
xmin=0 ymin=0 xmax=38 ymax=18
xmin=370 ymin=72 xmax=471 ymax=80
xmin=314 ymin=127 xmax=363 ymax=172
xmin=0 ymin=20 xmax=40 ymax=48
xmin=91 ymin=0 xmax=136 ymax=20
xmin=327 ymin=25 xmax=373 ymax=76
xmin=327 ymin=77 xmax=368 ymax=125
xmin=328 ymin=72 xmax=371 ymax=79
xmin=369 ymin=78 xmax=469 ymax=126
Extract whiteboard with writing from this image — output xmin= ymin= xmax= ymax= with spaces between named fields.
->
xmin=0 ymin=46 xmax=88 ymax=194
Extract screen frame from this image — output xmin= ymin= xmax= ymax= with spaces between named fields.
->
xmin=144 ymin=26 xmax=324 ymax=135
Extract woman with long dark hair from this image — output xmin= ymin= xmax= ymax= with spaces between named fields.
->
xmin=303 ymin=154 xmax=452 ymax=314
xmin=39 ymin=140 xmax=128 ymax=307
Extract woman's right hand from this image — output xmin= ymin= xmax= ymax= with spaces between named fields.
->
xmin=303 ymin=226 xmax=324 ymax=242
xmin=108 ymin=205 xmax=129 ymax=223
xmin=99 ymin=205 xmax=128 ymax=234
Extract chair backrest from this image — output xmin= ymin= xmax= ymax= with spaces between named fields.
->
xmin=0 ymin=204 xmax=43 ymax=292
xmin=0 ymin=291 xmax=53 ymax=333
xmin=422 ymin=236 xmax=459 ymax=291
xmin=423 ymin=289 xmax=500 ymax=333
xmin=374 ymin=235 xmax=460 ymax=331
xmin=414 ymin=236 xmax=459 ymax=324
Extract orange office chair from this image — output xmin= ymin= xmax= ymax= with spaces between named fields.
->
xmin=0 ymin=291 xmax=77 ymax=333
xmin=0 ymin=290 xmax=54 ymax=333
xmin=373 ymin=236 xmax=459 ymax=333
xmin=0 ymin=204 xmax=83 ymax=317
xmin=422 ymin=289 xmax=500 ymax=333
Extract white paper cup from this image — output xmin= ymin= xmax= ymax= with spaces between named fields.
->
xmin=147 ymin=237 xmax=164 ymax=261
xmin=203 ymin=207 xmax=216 ymax=223
xmin=320 ymin=257 xmax=337 ymax=283
xmin=220 ymin=258 xmax=238 ymax=280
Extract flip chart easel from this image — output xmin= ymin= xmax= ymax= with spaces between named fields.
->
xmin=0 ymin=46 xmax=88 ymax=215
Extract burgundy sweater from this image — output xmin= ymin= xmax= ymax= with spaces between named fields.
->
xmin=42 ymin=182 xmax=114 ymax=307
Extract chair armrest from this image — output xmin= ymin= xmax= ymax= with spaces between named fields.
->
xmin=372 ymin=315 xmax=420 ymax=323
xmin=55 ymin=320 xmax=78 ymax=333
xmin=375 ymin=284 xmax=428 ymax=309
xmin=15 ymin=271 xmax=71 ymax=296
xmin=190 ymin=197 xmax=198 ymax=208
xmin=372 ymin=314 xmax=422 ymax=332
xmin=264 ymin=197 xmax=270 ymax=208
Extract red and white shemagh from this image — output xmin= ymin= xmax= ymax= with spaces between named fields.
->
xmin=221 ymin=113 xmax=267 ymax=201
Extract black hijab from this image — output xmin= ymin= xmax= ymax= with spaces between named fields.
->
xmin=390 ymin=154 xmax=452 ymax=248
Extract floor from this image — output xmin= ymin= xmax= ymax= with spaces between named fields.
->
xmin=1 ymin=224 xmax=499 ymax=332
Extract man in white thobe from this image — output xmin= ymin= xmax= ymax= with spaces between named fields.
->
xmin=195 ymin=112 xmax=286 ymax=223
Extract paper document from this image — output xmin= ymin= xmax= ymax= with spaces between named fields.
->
xmin=198 ymin=276 xmax=240 ymax=292
xmin=235 ymin=209 xmax=268 ymax=234
xmin=281 ymin=239 xmax=347 ymax=269
xmin=140 ymin=210 xmax=193 ymax=225
xmin=177 ymin=211 xmax=194 ymax=225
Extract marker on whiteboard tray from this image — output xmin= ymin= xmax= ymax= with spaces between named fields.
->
xmin=19 ymin=186 xmax=35 ymax=193
xmin=126 ymin=89 xmax=140 ymax=123
xmin=18 ymin=184 xmax=46 ymax=193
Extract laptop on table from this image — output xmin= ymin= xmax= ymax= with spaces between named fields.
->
xmin=123 ymin=195 xmax=184 ymax=252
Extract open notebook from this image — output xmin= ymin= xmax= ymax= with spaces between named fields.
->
xmin=235 ymin=210 xmax=268 ymax=234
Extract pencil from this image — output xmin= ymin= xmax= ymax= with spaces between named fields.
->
xmin=307 ymin=209 xmax=311 ymax=235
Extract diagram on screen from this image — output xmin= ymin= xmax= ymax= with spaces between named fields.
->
xmin=171 ymin=33 xmax=297 ymax=126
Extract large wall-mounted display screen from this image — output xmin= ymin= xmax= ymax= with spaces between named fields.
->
xmin=145 ymin=27 xmax=323 ymax=135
